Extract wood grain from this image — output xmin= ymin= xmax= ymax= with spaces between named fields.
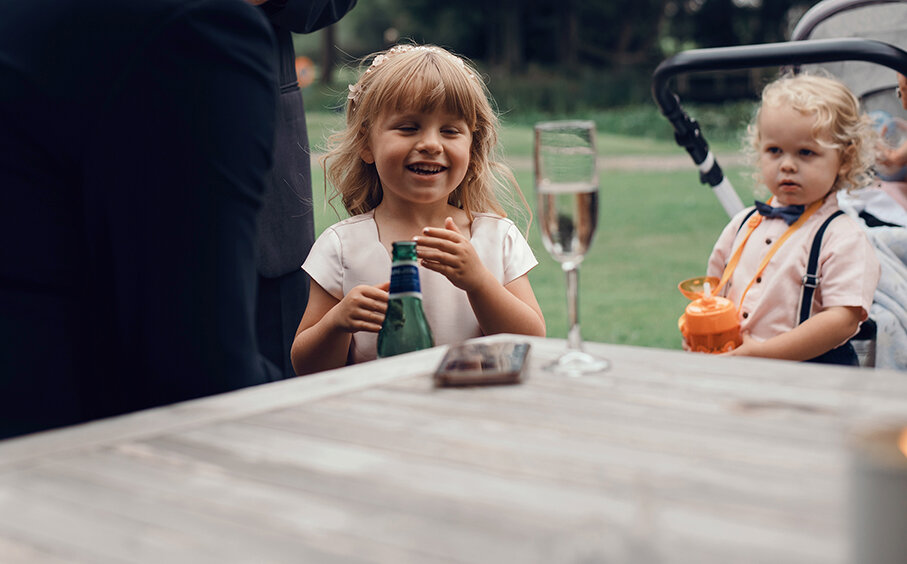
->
xmin=0 ymin=336 xmax=904 ymax=563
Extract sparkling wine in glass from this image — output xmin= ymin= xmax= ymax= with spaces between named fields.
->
xmin=534 ymin=120 xmax=609 ymax=375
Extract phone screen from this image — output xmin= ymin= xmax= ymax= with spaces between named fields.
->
xmin=433 ymin=341 xmax=530 ymax=387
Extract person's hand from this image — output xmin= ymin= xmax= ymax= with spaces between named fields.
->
xmin=415 ymin=217 xmax=492 ymax=293
xmin=878 ymin=144 xmax=907 ymax=169
xmin=329 ymin=282 xmax=389 ymax=333
xmin=722 ymin=333 xmax=762 ymax=357
xmin=878 ymin=146 xmax=897 ymax=169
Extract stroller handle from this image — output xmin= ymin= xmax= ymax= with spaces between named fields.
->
xmin=654 ymin=37 xmax=907 ymax=120
xmin=651 ymin=37 xmax=907 ymax=217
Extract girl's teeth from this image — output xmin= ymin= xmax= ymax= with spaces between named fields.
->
xmin=409 ymin=165 xmax=442 ymax=174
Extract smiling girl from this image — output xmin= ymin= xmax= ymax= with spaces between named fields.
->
xmin=290 ymin=44 xmax=545 ymax=374
xmin=702 ymin=73 xmax=880 ymax=365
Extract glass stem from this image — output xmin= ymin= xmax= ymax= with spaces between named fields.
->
xmin=564 ymin=264 xmax=583 ymax=351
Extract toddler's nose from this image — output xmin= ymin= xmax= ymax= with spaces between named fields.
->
xmin=779 ymin=154 xmax=797 ymax=171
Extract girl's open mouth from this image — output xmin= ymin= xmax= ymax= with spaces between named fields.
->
xmin=407 ymin=164 xmax=446 ymax=175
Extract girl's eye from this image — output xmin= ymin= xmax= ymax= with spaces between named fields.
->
xmin=442 ymin=128 xmax=461 ymax=135
xmin=396 ymin=125 xmax=417 ymax=132
xmin=799 ymin=149 xmax=815 ymax=157
xmin=765 ymin=146 xmax=781 ymax=155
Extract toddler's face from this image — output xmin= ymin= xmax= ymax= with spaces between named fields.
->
xmin=757 ymin=104 xmax=843 ymax=207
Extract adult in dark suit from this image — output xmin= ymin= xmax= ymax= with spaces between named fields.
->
xmin=251 ymin=0 xmax=357 ymax=380
xmin=0 ymin=0 xmax=281 ymax=439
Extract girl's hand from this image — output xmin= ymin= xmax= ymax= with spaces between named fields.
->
xmin=415 ymin=217 xmax=492 ymax=293
xmin=330 ymin=282 xmax=389 ymax=333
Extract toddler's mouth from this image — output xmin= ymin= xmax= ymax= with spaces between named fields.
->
xmin=407 ymin=163 xmax=446 ymax=175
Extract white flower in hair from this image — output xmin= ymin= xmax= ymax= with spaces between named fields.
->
xmin=370 ymin=53 xmax=388 ymax=70
xmin=347 ymin=83 xmax=362 ymax=105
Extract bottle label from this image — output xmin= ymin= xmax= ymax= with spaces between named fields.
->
xmin=388 ymin=260 xmax=422 ymax=298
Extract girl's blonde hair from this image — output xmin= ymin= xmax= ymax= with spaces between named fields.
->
xmin=322 ymin=44 xmax=528 ymax=224
xmin=746 ymin=72 xmax=877 ymax=193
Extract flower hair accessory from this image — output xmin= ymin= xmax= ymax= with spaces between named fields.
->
xmin=347 ymin=83 xmax=362 ymax=104
xmin=346 ymin=45 xmax=474 ymax=106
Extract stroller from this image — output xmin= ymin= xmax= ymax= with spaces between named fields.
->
xmin=653 ymin=0 xmax=907 ymax=369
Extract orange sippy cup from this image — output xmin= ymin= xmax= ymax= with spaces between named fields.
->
xmin=677 ymin=276 xmax=742 ymax=354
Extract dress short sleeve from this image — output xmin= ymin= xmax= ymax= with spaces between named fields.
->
xmin=501 ymin=220 xmax=538 ymax=284
xmin=470 ymin=214 xmax=537 ymax=286
xmin=302 ymin=227 xmax=344 ymax=300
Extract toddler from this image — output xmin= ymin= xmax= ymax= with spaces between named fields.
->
xmin=705 ymin=73 xmax=880 ymax=365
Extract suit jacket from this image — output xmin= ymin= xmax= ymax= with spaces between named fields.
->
xmin=0 ymin=0 xmax=280 ymax=439
xmin=256 ymin=0 xmax=357 ymax=278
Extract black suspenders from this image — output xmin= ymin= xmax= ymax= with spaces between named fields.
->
xmin=798 ymin=210 xmax=844 ymax=324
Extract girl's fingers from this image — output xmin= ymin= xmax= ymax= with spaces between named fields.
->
xmin=354 ymin=321 xmax=382 ymax=333
xmin=418 ymin=259 xmax=448 ymax=275
xmin=354 ymin=311 xmax=384 ymax=332
xmin=419 ymin=222 xmax=464 ymax=243
xmin=415 ymin=231 xmax=465 ymax=256
xmin=415 ymin=244 xmax=451 ymax=262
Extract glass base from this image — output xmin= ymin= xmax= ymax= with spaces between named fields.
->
xmin=545 ymin=349 xmax=610 ymax=377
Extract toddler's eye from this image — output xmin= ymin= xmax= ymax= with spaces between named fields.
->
xmin=799 ymin=149 xmax=814 ymax=157
xmin=765 ymin=146 xmax=781 ymax=155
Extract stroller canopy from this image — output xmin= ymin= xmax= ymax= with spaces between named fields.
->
xmin=794 ymin=0 xmax=907 ymax=114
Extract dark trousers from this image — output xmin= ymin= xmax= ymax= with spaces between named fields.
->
xmin=256 ymin=268 xmax=309 ymax=380
xmin=806 ymin=342 xmax=859 ymax=366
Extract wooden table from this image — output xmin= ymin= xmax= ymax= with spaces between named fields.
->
xmin=1 ymin=335 xmax=906 ymax=563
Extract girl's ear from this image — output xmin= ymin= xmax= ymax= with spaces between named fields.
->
xmin=358 ymin=126 xmax=375 ymax=164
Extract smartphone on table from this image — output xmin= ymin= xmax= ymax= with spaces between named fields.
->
xmin=433 ymin=341 xmax=530 ymax=387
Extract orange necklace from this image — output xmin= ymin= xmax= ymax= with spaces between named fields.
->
xmin=712 ymin=197 xmax=823 ymax=311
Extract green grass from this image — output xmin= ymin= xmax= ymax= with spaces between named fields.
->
xmin=306 ymin=110 xmax=755 ymax=350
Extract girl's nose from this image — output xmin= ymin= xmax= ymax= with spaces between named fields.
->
xmin=416 ymin=131 xmax=443 ymax=154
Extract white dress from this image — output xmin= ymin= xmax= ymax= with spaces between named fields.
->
xmin=303 ymin=211 xmax=538 ymax=364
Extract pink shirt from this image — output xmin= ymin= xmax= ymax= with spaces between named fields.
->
xmin=707 ymin=194 xmax=880 ymax=346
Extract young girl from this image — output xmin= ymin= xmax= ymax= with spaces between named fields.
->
xmin=291 ymin=44 xmax=546 ymax=375
xmin=704 ymin=73 xmax=880 ymax=365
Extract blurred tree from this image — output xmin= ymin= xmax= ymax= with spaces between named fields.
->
xmin=294 ymin=0 xmax=819 ymax=108
xmin=320 ymin=25 xmax=337 ymax=84
xmin=578 ymin=0 xmax=669 ymax=67
xmin=300 ymin=0 xmax=819 ymax=70
xmin=664 ymin=0 xmax=816 ymax=49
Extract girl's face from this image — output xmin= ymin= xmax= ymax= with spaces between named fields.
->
xmin=361 ymin=107 xmax=472 ymax=208
xmin=757 ymin=104 xmax=844 ymax=207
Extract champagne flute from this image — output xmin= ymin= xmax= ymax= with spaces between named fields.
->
xmin=534 ymin=120 xmax=609 ymax=375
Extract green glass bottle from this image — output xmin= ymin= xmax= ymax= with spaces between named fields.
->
xmin=377 ymin=241 xmax=434 ymax=358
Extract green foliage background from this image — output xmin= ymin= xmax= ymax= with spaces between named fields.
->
xmin=291 ymin=0 xmax=801 ymax=348
xmin=305 ymin=105 xmax=758 ymax=350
